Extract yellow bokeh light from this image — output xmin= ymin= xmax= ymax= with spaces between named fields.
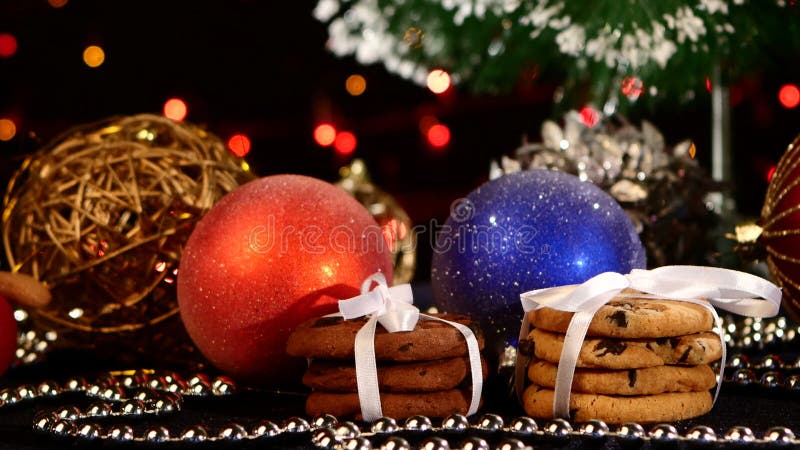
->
xmin=0 ymin=118 xmax=16 ymax=141
xmin=83 ymin=45 xmax=105 ymax=68
xmin=426 ymin=69 xmax=451 ymax=94
xmin=345 ymin=74 xmax=367 ymax=96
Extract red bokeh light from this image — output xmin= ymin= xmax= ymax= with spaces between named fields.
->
xmin=779 ymin=84 xmax=800 ymax=109
xmin=620 ymin=77 xmax=644 ymax=99
xmin=0 ymin=33 xmax=18 ymax=58
xmin=579 ymin=107 xmax=600 ymax=127
xmin=314 ymin=123 xmax=337 ymax=147
xmin=426 ymin=124 xmax=451 ymax=149
xmin=163 ymin=98 xmax=188 ymax=122
xmin=705 ymin=77 xmax=712 ymax=92
xmin=227 ymin=134 xmax=251 ymax=157
xmin=334 ymin=131 xmax=357 ymax=155
xmin=767 ymin=165 xmax=778 ymax=182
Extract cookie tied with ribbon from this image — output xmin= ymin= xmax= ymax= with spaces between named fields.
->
xmin=516 ymin=266 xmax=781 ymax=424
xmin=287 ymin=273 xmax=485 ymax=421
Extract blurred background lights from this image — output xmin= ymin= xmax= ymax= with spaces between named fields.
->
xmin=579 ymin=106 xmax=600 ymax=127
xmin=767 ymin=165 xmax=777 ymax=182
xmin=621 ymin=77 xmax=644 ymax=99
xmin=779 ymin=84 xmax=800 ymax=108
xmin=0 ymin=33 xmax=18 ymax=58
xmin=227 ymin=134 xmax=251 ymax=157
xmin=313 ymin=123 xmax=337 ymax=146
xmin=426 ymin=123 xmax=451 ymax=149
xmin=426 ymin=69 xmax=451 ymax=94
xmin=48 ymin=0 xmax=68 ymax=7
xmin=418 ymin=115 xmax=439 ymax=134
xmin=345 ymin=74 xmax=367 ymax=96
xmin=333 ymin=131 xmax=357 ymax=155
xmin=163 ymin=98 xmax=188 ymax=122
xmin=83 ymin=45 xmax=105 ymax=68
xmin=0 ymin=118 xmax=16 ymax=141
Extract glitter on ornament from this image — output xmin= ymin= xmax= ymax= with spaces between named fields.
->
xmin=495 ymin=111 xmax=719 ymax=268
xmin=431 ymin=170 xmax=645 ymax=355
xmin=177 ymin=174 xmax=393 ymax=385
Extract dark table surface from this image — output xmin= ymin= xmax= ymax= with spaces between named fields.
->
xmin=1 ymin=348 xmax=799 ymax=450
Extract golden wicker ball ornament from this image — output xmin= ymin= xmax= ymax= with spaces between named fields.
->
xmin=2 ymin=114 xmax=254 ymax=354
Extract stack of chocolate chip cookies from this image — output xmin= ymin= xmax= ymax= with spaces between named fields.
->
xmin=521 ymin=292 xmax=721 ymax=423
xmin=287 ymin=314 xmax=486 ymax=420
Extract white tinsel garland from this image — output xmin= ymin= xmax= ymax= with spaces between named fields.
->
xmin=314 ymin=0 xmax=790 ymax=103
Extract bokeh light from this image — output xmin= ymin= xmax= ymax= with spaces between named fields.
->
xmin=227 ymin=134 xmax=251 ymax=157
xmin=426 ymin=124 xmax=451 ymax=149
xmin=620 ymin=77 xmax=644 ymax=99
xmin=314 ymin=123 xmax=337 ymax=146
xmin=779 ymin=84 xmax=800 ymax=109
xmin=48 ymin=0 xmax=69 ymax=7
xmin=345 ymin=74 xmax=367 ymax=96
xmin=163 ymin=98 xmax=188 ymax=122
xmin=767 ymin=165 xmax=777 ymax=182
xmin=0 ymin=33 xmax=18 ymax=58
xmin=427 ymin=69 xmax=451 ymax=94
xmin=403 ymin=27 xmax=424 ymax=48
xmin=418 ymin=115 xmax=438 ymax=134
xmin=579 ymin=106 xmax=600 ymax=127
xmin=0 ymin=118 xmax=16 ymax=141
xmin=334 ymin=131 xmax=357 ymax=155
xmin=83 ymin=45 xmax=105 ymax=68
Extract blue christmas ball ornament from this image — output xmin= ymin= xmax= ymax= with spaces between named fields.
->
xmin=431 ymin=170 xmax=646 ymax=354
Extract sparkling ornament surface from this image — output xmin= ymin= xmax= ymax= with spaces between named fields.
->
xmin=759 ymin=134 xmax=800 ymax=322
xmin=178 ymin=175 xmax=393 ymax=385
xmin=498 ymin=111 xmax=718 ymax=268
xmin=0 ymin=296 xmax=15 ymax=376
xmin=431 ymin=170 xmax=645 ymax=351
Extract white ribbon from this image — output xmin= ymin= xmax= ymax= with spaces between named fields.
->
xmin=338 ymin=273 xmax=483 ymax=422
xmin=516 ymin=266 xmax=781 ymax=419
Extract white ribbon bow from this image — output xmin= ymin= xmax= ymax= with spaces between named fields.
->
xmin=516 ymin=266 xmax=781 ymax=419
xmin=339 ymin=273 xmax=484 ymax=422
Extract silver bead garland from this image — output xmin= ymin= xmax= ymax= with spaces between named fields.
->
xmin=1 ymin=314 xmax=797 ymax=448
xmin=4 ymin=374 xmax=799 ymax=449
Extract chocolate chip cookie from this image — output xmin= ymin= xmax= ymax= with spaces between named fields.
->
xmin=523 ymin=383 xmax=713 ymax=423
xmin=524 ymin=328 xmax=722 ymax=369
xmin=307 ymin=389 xmax=473 ymax=420
xmin=303 ymin=356 xmax=487 ymax=393
xmin=527 ymin=359 xmax=716 ymax=395
xmin=286 ymin=313 xmax=484 ymax=361
xmin=528 ymin=293 xmax=714 ymax=338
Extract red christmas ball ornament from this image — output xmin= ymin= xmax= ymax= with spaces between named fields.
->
xmin=177 ymin=175 xmax=393 ymax=385
xmin=760 ymin=135 xmax=800 ymax=321
xmin=0 ymin=296 xmax=16 ymax=377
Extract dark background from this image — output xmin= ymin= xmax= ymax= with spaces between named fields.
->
xmin=0 ymin=0 xmax=798 ymax=279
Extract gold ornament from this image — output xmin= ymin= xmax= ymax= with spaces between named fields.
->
xmin=2 ymin=114 xmax=254 ymax=359
xmin=337 ymin=159 xmax=416 ymax=284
